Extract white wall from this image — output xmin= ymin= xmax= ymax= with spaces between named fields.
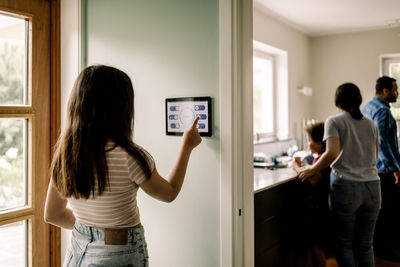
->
xmin=85 ymin=1 xmax=220 ymax=266
xmin=60 ymin=0 xmax=80 ymax=263
xmin=253 ymin=8 xmax=312 ymax=146
xmin=310 ymin=28 xmax=400 ymax=120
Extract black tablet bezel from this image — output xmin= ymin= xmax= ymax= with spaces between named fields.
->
xmin=165 ymin=96 xmax=212 ymax=137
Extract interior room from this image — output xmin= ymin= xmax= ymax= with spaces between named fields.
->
xmin=253 ymin=0 xmax=400 ymax=266
xmin=0 ymin=0 xmax=399 ymax=267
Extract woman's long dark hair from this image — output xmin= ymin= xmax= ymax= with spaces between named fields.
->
xmin=51 ymin=65 xmax=151 ymax=199
xmin=335 ymin=83 xmax=363 ymax=120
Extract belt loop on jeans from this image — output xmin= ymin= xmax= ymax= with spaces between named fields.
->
xmin=104 ymin=223 xmax=142 ymax=245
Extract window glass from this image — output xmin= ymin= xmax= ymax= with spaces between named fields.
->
xmin=0 ymin=220 xmax=27 ymax=267
xmin=383 ymin=57 xmax=400 ymax=119
xmin=0 ymin=118 xmax=26 ymax=211
xmin=0 ymin=14 xmax=27 ymax=105
xmin=389 ymin=62 xmax=400 ymax=81
xmin=253 ymin=54 xmax=274 ymax=138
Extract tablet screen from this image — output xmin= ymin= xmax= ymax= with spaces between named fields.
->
xmin=165 ymin=96 xmax=212 ymax=136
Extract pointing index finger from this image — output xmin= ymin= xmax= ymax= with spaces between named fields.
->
xmin=191 ymin=116 xmax=200 ymax=129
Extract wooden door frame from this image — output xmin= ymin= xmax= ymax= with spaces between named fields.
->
xmin=50 ymin=0 xmax=61 ymax=266
xmin=0 ymin=0 xmax=54 ymax=266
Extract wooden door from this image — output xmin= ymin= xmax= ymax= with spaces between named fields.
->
xmin=0 ymin=0 xmax=60 ymax=266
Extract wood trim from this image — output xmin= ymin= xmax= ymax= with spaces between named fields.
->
xmin=0 ymin=207 xmax=34 ymax=225
xmin=0 ymin=114 xmax=34 ymax=119
xmin=0 ymin=106 xmax=35 ymax=115
xmin=50 ymin=0 xmax=61 ymax=266
xmin=0 ymin=6 xmax=34 ymax=18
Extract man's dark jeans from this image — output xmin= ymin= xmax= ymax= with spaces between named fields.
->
xmin=375 ymin=173 xmax=400 ymax=256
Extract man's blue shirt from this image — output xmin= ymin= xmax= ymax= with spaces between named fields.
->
xmin=362 ymin=96 xmax=400 ymax=172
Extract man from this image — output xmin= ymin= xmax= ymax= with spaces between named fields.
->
xmin=362 ymin=76 xmax=400 ymax=261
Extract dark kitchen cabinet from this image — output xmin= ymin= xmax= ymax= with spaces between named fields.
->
xmin=255 ymin=179 xmax=321 ymax=267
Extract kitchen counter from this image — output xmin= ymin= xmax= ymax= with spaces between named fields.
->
xmin=254 ymin=167 xmax=298 ymax=193
xmin=254 ymin=166 xmax=316 ymax=266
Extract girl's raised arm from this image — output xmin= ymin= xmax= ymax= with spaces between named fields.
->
xmin=140 ymin=117 xmax=201 ymax=202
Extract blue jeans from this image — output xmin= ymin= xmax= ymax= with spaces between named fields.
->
xmin=329 ymin=173 xmax=381 ymax=267
xmin=63 ymin=222 xmax=148 ymax=267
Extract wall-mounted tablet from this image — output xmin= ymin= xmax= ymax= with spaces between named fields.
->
xmin=165 ymin=96 xmax=212 ymax=137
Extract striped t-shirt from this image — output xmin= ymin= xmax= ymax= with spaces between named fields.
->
xmin=68 ymin=142 xmax=155 ymax=228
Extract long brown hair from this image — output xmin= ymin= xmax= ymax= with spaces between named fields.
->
xmin=51 ymin=65 xmax=151 ymax=199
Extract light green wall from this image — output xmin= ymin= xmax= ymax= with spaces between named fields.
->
xmin=86 ymin=1 xmax=220 ymax=266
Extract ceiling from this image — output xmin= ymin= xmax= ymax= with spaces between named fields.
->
xmin=254 ymin=0 xmax=400 ymax=36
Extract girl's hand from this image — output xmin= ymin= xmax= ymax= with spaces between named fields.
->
xmin=182 ymin=116 xmax=202 ymax=151
xmin=298 ymin=164 xmax=316 ymax=182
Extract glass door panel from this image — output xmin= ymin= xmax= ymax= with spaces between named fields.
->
xmin=0 ymin=118 xmax=27 ymax=211
xmin=0 ymin=10 xmax=29 ymax=267
xmin=0 ymin=13 xmax=27 ymax=105
xmin=0 ymin=1 xmax=53 ymax=266
xmin=0 ymin=220 xmax=28 ymax=267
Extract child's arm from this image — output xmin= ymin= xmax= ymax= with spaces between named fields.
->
xmin=140 ymin=117 xmax=202 ymax=202
xmin=292 ymin=161 xmax=322 ymax=185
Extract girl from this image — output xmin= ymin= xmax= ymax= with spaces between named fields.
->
xmin=293 ymin=122 xmax=328 ymax=185
xmin=44 ymin=65 xmax=201 ymax=266
xmin=305 ymin=122 xmax=325 ymax=165
xmin=298 ymin=83 xmax=380 ymax=267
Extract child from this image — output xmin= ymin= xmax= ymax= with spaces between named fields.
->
xmin=293 ymin=122 xmax=334 ymax=265
xmin=44 ymin=65 xmax=201 ymax=266
xmin=304 ymin=122 xmax=325 ymax=164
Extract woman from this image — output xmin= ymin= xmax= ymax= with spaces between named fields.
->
xmin=44 ymin=65 xmax=201 ymax=266
xmin=298 ymin=83 xmax=381 ymax=267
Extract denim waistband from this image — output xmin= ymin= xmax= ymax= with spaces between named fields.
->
xmin=73 ymin=221 xmax=144 ymax=243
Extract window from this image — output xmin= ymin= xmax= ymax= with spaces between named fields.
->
xmin=0 ymin=1 xmax=59 ymax=266
xmin=382 ymin=55 xmax=400 ymax=119
xmin=253 ymin=51 xmax=275 ymax=140
xmin=253 ymin=41 xmax=288 ymax=142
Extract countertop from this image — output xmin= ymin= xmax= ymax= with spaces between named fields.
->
xmin=254 ymin=167 xmax=298 ymax=193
